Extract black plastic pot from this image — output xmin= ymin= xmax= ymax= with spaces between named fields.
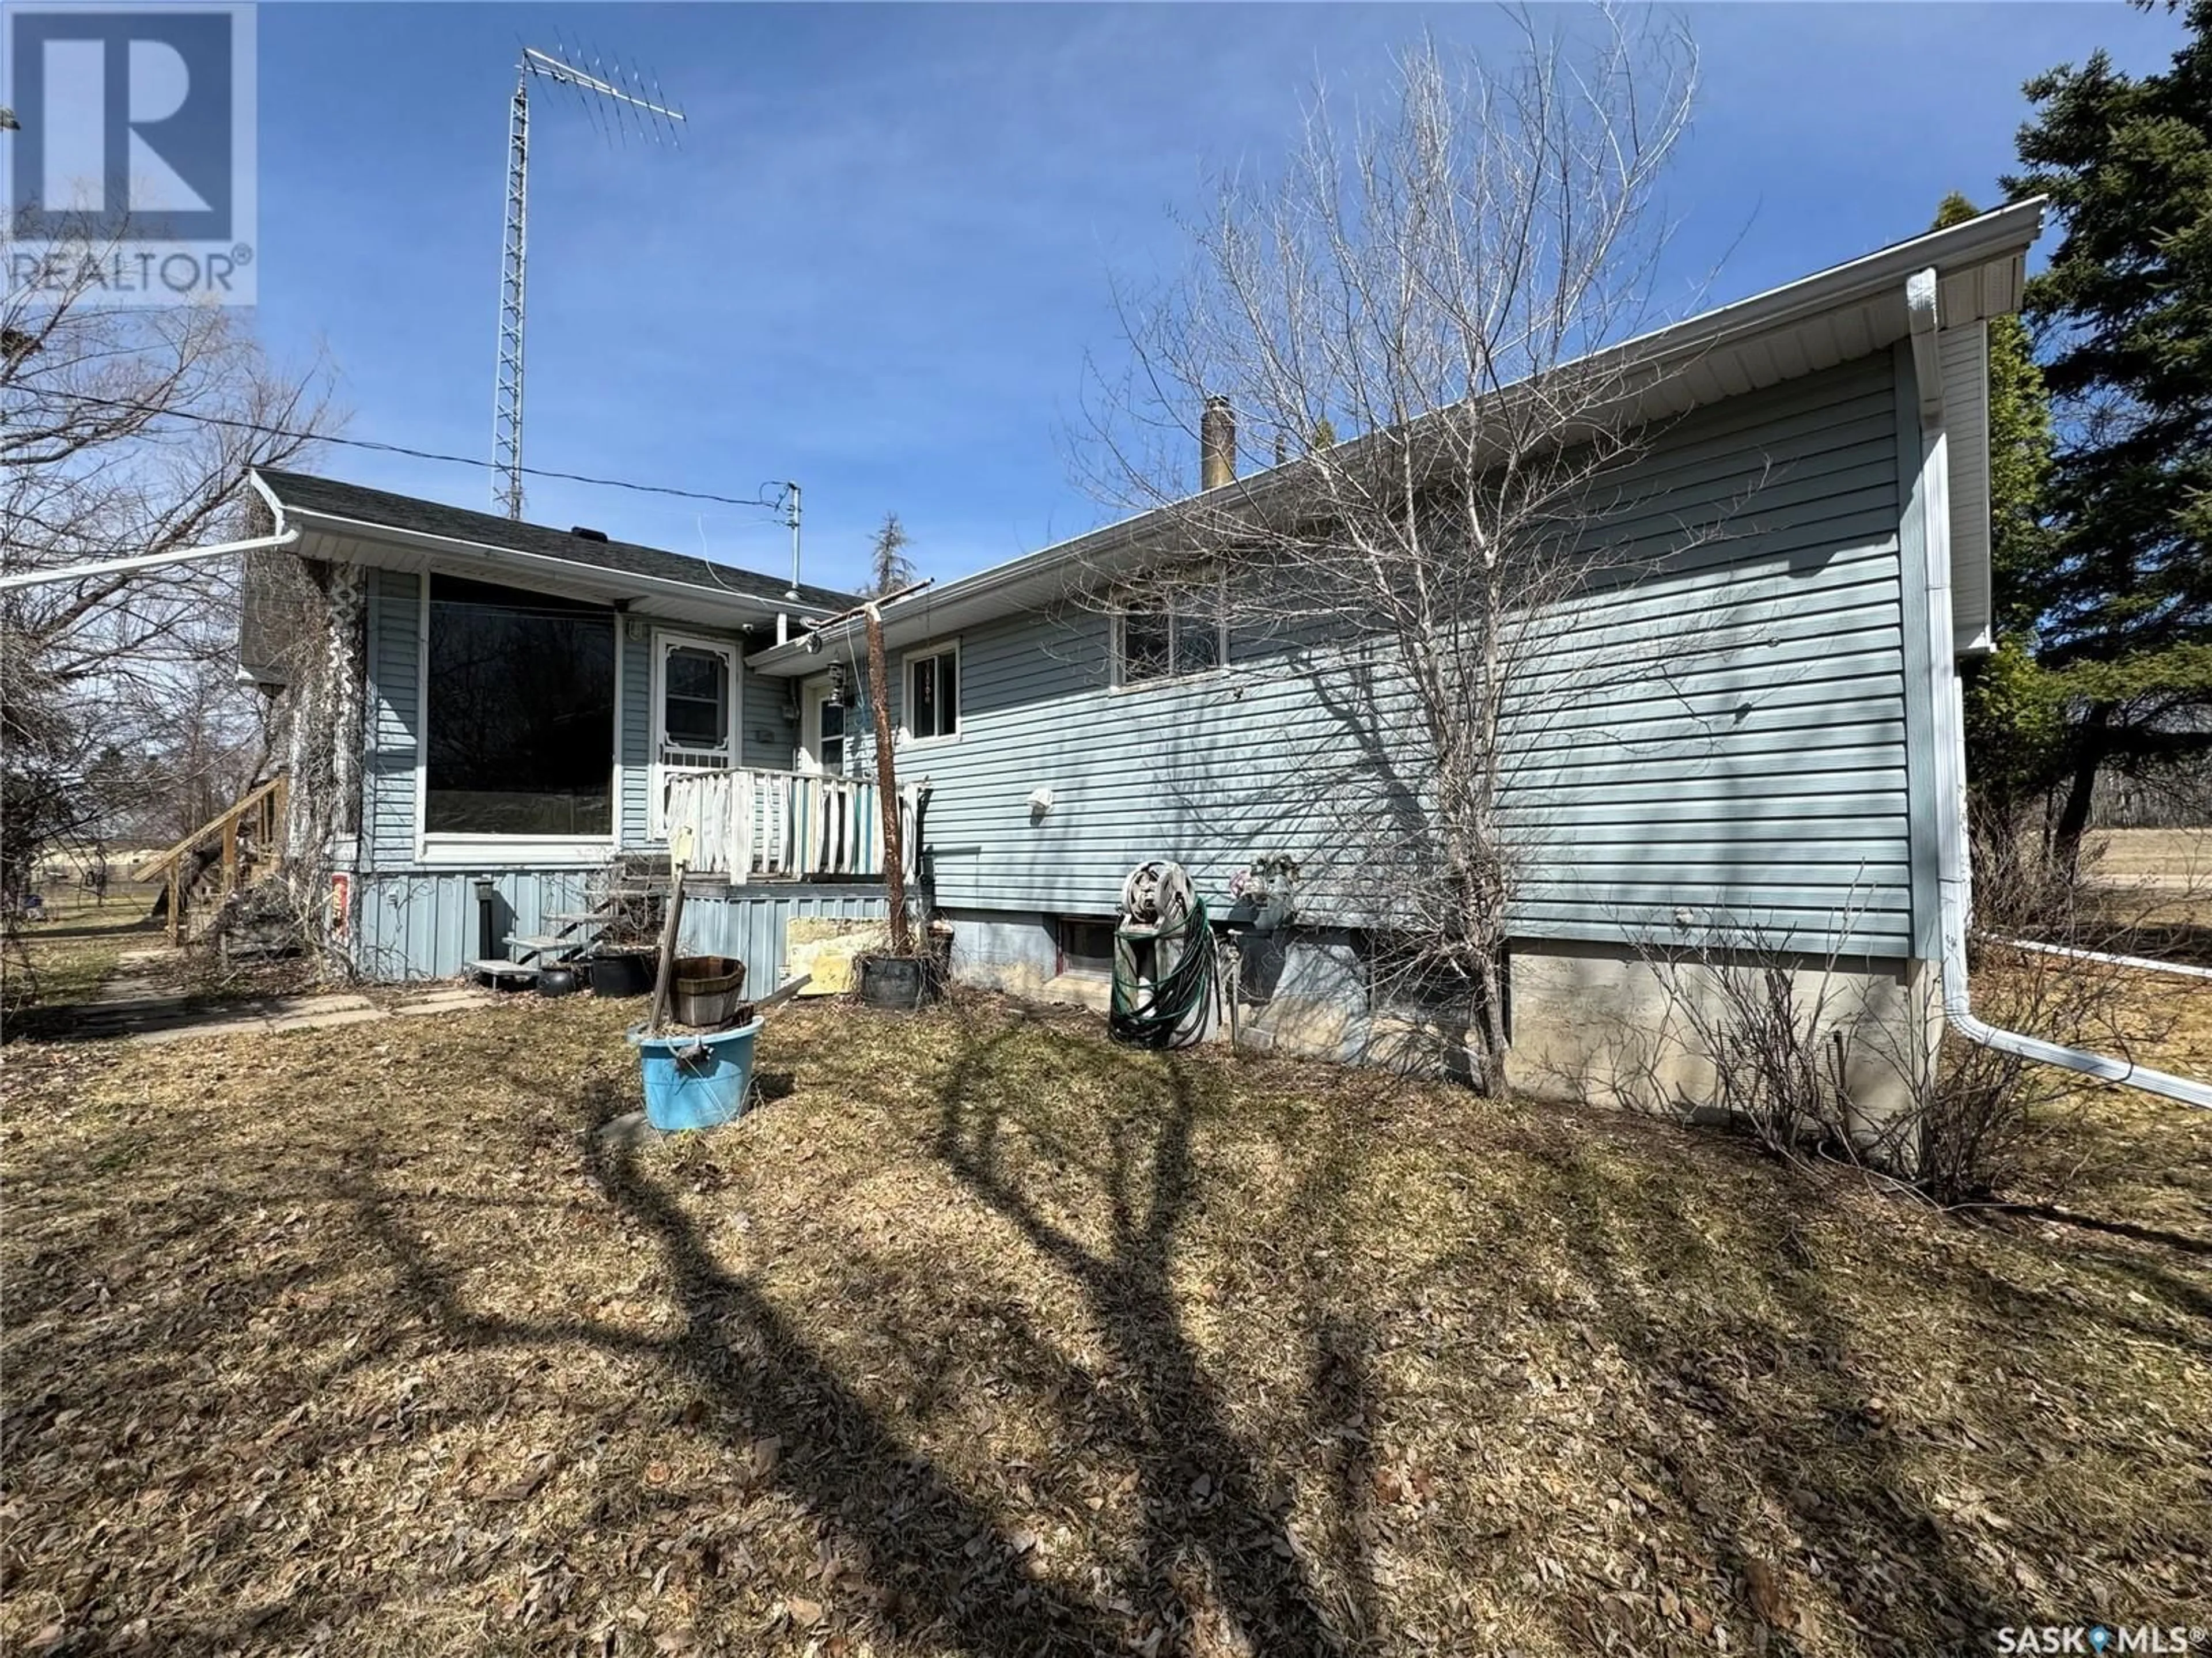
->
xmin=537 ymin=964 xmax=583 ymax=997
xmin=590 ymin=949 xmax=654 ymax=998
xmin=857 ymin=953 xmax=938 ymax=1010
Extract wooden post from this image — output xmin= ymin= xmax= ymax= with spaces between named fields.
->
xmin=166 ymin=863 xmax=180 ymax=947
xmin=648 ymin=825 xmax=695 ymax=1036
xmin=863 ymin=603 xmax=912 ymax=955
xmin=221 ymin=817 xmax=239 ymax=896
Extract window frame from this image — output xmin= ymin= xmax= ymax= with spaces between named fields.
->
xmin=414 ymin=572 xmax=620 ymax=865
xmin=1052 ymin=914 xmax=1119 ymax=980
xmin=1111 ymin=574 xmax=1229 ymax=691
xmin=899 ymin=639 xmax=963 ymax=747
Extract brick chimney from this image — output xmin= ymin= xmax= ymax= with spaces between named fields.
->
xmin=1200 ymin=396 xmax=1236 ymax=491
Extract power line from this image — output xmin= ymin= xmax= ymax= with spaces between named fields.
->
xmin=21 ymin=388 xmax=791 ymax=513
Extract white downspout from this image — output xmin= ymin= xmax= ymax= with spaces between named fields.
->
xmin=0 ymin=470 xmax=300 ymax=592
xmin=1909 ymin=270 xmax=2212 ymax=1109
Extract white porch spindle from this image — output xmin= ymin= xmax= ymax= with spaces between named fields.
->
xmin=661 ymin=767 xmax=910 ymax=881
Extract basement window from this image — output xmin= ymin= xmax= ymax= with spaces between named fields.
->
xmin=1054 ymin=915 xmax=1118 ymax=978
xmin=1362 ymin=931 xmax=1478 ymax=1018
xmin=423 ymin=576 xmax=615 ymax=837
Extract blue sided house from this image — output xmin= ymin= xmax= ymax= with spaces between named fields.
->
xmin=240 ymin=201 xmax=2124 ymax=1119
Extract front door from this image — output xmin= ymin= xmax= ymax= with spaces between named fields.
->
xmin=650 ymin=633 xmax=739 ymax=836
xmin=800 ymin=677 xmax=847 ymax=776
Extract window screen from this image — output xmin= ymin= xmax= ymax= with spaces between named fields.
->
xmin=1118 ymin=583 xmax=1222 ymax=685
xmin=425 ymin=576 xmax=614 ymax=836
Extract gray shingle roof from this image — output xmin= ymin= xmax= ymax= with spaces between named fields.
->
xmin=256 ymin=469 xmax=859 ymax=613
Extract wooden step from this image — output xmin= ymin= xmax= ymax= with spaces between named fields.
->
xmin=543 ymin=911 xmax=616 ymax=926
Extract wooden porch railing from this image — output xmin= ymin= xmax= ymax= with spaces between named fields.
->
xmin=139 ymin=772 xmax=289 ymax=945
xmin=664 ymin=767 xmax=918 ymax=883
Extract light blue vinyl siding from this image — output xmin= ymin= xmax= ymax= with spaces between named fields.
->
xmin=350 ymin=870 xmax=883 ymax=983
xmin=740 ymin=661 xmax=799 ymax=773
xmin=902 ymin=354 xmax=1916 ymax=956
xmin=362 ymin=568 xmax=421 ymax=870
xmin=619 ymin=633 xmax=652 ymax=846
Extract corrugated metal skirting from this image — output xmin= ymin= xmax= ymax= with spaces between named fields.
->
xmin=350 ymin=870 xmax=885 ymax=988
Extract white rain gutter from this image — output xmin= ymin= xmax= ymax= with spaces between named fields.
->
xmin=1910 ymin=268 xmax=2212 ymax=1109
xmin=0 ymin=471 xmax=300 ymax=592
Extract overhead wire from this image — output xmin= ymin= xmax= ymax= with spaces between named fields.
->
xmin=16 ymin=388 xmax=792 ymax=513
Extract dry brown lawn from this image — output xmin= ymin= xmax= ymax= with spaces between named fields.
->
xmin=2 ymin=984 xmax=2209 ymax=1657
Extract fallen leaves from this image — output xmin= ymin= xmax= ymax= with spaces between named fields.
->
xmin=0 ymin=990 xmax=2206 ymax=1656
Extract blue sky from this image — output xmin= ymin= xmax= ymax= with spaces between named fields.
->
xmin=250 ymin=2 xmax=2189 ymax=593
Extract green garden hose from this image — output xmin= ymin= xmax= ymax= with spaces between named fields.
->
xmin=1109 ymin=894 xmax=1217 ymax=1050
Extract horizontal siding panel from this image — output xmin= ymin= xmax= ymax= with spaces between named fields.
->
xmin=363 ymin=569 xmax=421 ymax=868
xmin=915 ymin=355 xmax=1912 ymax=953
xmin=619 ymin=632 xmax=651 ymax=847
xmin=739 ymin=660 xmax=799 ymax=773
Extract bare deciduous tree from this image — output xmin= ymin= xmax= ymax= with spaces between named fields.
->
xmin=1079 ymin=16 xmax=1702 ymax=1088
xmin=1 ymin=215 xmax=335 ymax=923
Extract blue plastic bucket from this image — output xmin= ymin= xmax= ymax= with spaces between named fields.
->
xmin=627 ymin=1019 xmax=763 ymax=1132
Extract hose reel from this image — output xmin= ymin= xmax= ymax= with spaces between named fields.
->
xmin=1109 ymin=859 xmax=1215 ymax=1050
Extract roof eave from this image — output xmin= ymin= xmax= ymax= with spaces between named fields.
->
xmin=751 ymin=199 xmax=2047 ymax=674
xmin=261 ymin=487 xmax=809 ymax=620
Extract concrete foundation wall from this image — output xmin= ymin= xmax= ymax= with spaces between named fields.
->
xmin=1503 ymin=937 xmax=1937 ymax=1143
xmin=940 ymin=907 xmax=1111 ymax=1013
xmin=937 ymin=910 xmax=1937 ymax=1145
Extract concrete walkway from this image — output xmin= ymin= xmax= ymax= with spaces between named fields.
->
xmin=63 ymin=948 xmax=493 ymax=1044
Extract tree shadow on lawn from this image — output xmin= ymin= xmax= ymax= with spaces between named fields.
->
xmin=320 ymin=1086 xmax=1142 ymax=1657
xmin=8 ymin=998 xmax=2207 ymax=1655
xmin=926 ymin=1013 xmax=1356 ymax=1657
xmin=1443 ymin=1118 xmax=2211 ymax=1650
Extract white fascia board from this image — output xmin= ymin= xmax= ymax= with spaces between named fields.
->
xmin=275 ymin=501 xmax=795 ymax=623
xmin=752 ymin=200 xmax=2049 ymax=675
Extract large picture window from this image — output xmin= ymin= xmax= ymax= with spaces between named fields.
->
xmin=424 ymin=576 xmax=615 ymax=837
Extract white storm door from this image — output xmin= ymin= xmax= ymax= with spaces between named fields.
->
xmin=650 ymin=634 xmax=740 ymax=838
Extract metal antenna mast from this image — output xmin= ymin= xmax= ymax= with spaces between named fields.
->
xmin=494 ymin=43 xmax=685 ymax=520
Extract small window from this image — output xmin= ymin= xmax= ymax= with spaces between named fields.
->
xmin=1055 ymin=915 xmax=1117 ymax=978
xmin=904 ymin=644 xmax=960 ymax=742
xmin=662 ymin=645 xmax=731 ymax=751
xmin=1116 ymin=580 xmax=1224 ymax=686
xmin=1361 ymin=931 xmax=1498 ymax=1025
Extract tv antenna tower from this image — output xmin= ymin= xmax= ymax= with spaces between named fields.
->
xmin=494 ymin=37 xmax=685 ymax=519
